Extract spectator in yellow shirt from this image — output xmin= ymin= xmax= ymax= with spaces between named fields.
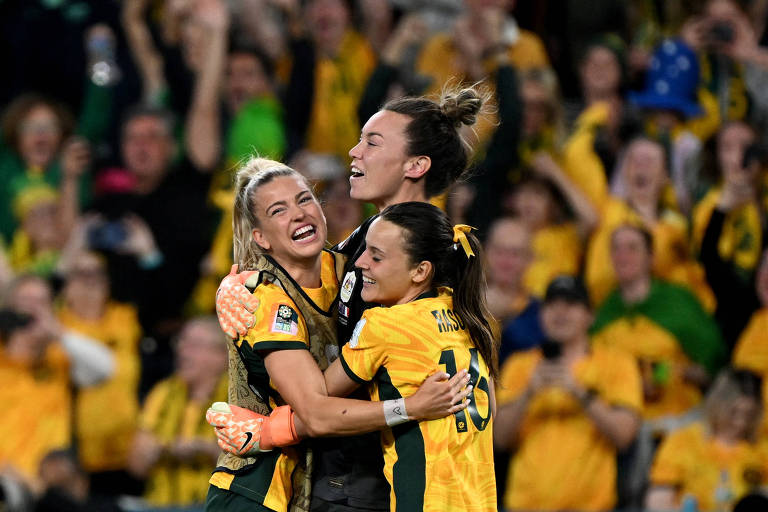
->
xmin=416 ymin=0 xmax=549 ymax=150
xmin=585 ymin=136 xmax=714 ymax=309
xmin=57 ymin=250 xmax=142 ymax=495
xmin=127 ymin=316 xmax=228 ymax=507
xmin=509 ymin=155 xmax=599 ymax=298
xmin=645 ymin=368 xmax=767 ymax=511
xmin=0 ymin=308 xmax=71 ymax=487
xmin=495 ymin=275 xmax=642 ymax=511
xmin=592 ymin=224 xmax=726 ymax=421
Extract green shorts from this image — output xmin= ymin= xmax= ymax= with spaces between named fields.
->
xmin=205 ymin=485 xmax=274 ymax=512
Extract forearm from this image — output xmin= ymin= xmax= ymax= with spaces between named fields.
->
xmin=122 ymin=5 xmax=166 ymax=102
xmin=292 ymin=395 xmax=411 ymax=438
xmin=185 ymin=29 xmax=227 ymax=171
xmin=548 ymin=165 xmax=599 ymax=235
xmin=493 ymin=389 xmax=532 ymax=450
xmin=581 ymin=397 xmax=639 ymax=450
xmin=58 ymin=176 xmax=79 ymax=238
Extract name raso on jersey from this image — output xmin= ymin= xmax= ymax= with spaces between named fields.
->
xmin=431 ymin=308 xmax=466 ymax=333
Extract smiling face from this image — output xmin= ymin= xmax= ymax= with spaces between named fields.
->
xmin=250 ymin=174 xmax=327 ymax=267
xmin=355 ymin=218 xmax=429 ymax=306
xmin=348 ymin=110 xmax=414 ymax=208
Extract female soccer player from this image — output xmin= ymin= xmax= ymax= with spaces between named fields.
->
xmin=214 ymin=85 xmax=489 ymax=511
xmin=214 ymin=202 xmax=498 ymax=511
xmin=205 ymin=159 xmax=469 ymax=512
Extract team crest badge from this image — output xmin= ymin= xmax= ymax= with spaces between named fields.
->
xmin=271 ymin=304 xmax=299 ymax=335
xmin=340 ymin=271 xmax=356 ymax=303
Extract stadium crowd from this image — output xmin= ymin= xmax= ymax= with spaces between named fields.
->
xmin=1 ymin=0 xmax=768 ymax=510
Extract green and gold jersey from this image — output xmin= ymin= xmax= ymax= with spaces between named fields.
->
xmin=340 ymin=290 xmax=496 ymax=512
xmin=210 ymin=250 xmax=340 ymax=511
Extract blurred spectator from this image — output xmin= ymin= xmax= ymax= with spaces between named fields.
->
xmin=592 ymin=224 xmax=727 ymax=421
xmin=357 ymin=12 xmax=432 ymax=127
xmin=565 ymin=33 xmax=626 ymax=129
xmin=0 ymin=307 xmax=70 ymax=488
xmin=224 ymin=44 xmax=285 ymax=164
xmin=694 ymin=120 xmax=766 ymax=348
xmin=732 ymin=249 xmax=768 ymax=439
xmin=127 ymin=316 xmax=227 ymax=508
xmin=57 ymin=250 xmax=142 ymax=497
xmin=322 ymin=176 xmax=363 ymax=246
xmin=7 ymin=185 xmax=70 ymax=278
xmin=494 ymin=275 xmax=642 ymax=511
xmin=484 ymin=217 xmax=545 ymax=365
xmin=34 ymin=449 xmax=121 ymax=512
xmin=516 ymin=68 xmax=566 ymax=171
xmin=90 ymin=105 xmax=214 ymax=391
xmin=281 ymin=0 xmax=376 ymax=161
xmin=416 ymin=0 xmax=549 ymax=150
xmin=585 ymin=136 xmax=715 ymax=309
xmin=645 ymin=368 xmax=767 ymax=511
xmin=628 ymin=38 xmax=720 ymax=213
xmin=509 ymin=156 xmax=598 ymax=298
xmin=0 ymin=95 xmax=91 ymax=243
xmin=680 ymin=0 xmax=755 ymax=124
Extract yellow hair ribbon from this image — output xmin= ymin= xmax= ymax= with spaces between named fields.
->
xmin=452 ymin=224 xmax=475 ymax=258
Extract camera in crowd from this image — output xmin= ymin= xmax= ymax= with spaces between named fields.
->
xmin=87 ymin=219 xmax=127 ymax=252
xmin=709 ymin=21 xmax=735 ymax=44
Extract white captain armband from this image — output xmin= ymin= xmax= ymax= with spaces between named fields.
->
xmin=383 ymin=398 xmax=409 ymax=426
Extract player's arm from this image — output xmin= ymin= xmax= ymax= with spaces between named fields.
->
xmin=266 ymin=350 xmax=470 ymax=438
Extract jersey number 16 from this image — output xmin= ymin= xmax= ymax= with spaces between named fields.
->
xmin=439 ymin=348 xmax=491 ymax=432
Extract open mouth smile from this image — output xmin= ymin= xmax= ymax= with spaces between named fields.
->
xmin=292 ymin=224 xmax=317 ymax=243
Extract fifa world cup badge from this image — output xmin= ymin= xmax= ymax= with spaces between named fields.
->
xmin=271 ymin=304 xmax=299 ymax=335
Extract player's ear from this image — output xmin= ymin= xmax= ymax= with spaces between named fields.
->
xmin=403 ymin=155 xmax=431 ymax=180
xmin=410 ymin=260 xmax=432 ymax=284
xmin=252 ymin=228 xmax=270 ymax=251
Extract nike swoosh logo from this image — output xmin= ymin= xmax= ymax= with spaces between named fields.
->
xmin=241 ymin=432 xmax=253 ymax=451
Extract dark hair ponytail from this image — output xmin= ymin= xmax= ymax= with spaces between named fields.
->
xmin=378 ymin=202 xmax=499 ymax=379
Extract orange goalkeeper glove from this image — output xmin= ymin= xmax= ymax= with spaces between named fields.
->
xmin=206 ymin=402 xmax=299 ymax=456
xmin=216 ymin=265 xmax=260 ymax=339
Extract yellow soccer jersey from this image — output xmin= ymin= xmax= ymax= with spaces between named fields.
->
xmin=58 ymin=301 xmax=141 ymax=472
xmin=496 ymin=346 xmax=642 ymax=511
xmin=340 ymin=291 xmax=496 ymax=512
xmin=210 ymin=250 xmax=339 ymax=510
xmin=650 ymin=422 xmax=768 ymax=511
xmin=591 ymin=315 xmax=702 ymax=419
xmin=0 ymin=343 xmax=71 ymax=481
xmin=733 ymin=308 xmax=768 ymax=439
